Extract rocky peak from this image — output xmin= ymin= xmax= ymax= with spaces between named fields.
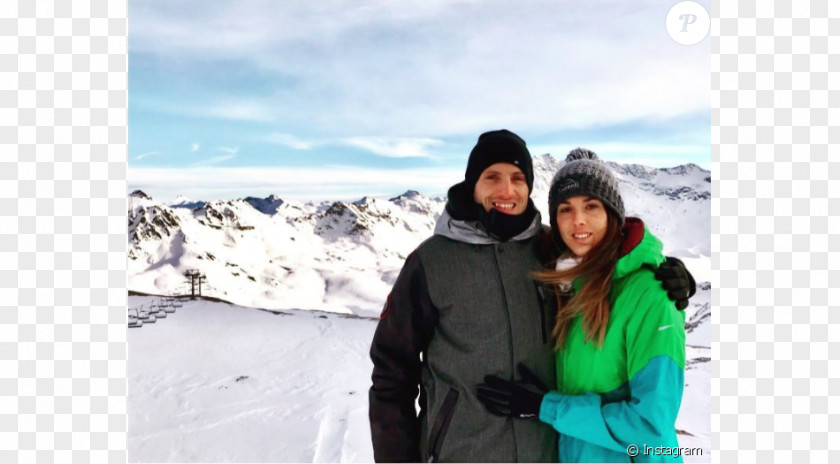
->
xmin=606 ymin=162 xmax=658 ymax=180
xmin=244 ymin=195 xmax=286 ymax=215
xmin=171 ymin=195 xmax=206 ymax=210
xmin=389 ymin=190 xmax=421 ymax=201
xmin=315 ymin=199 xmax=399 ymax=237
xmin=389 ymin=190 xmax=440 ymax=216
xmin=661 ymin=163 xmax=702 ymax=176
xmin=128 ymin=204 xmax=180 ymax=244
xmin=130 ymin=190 xmax=152 ymax=200
xmin=353 ymin=196 xmax=376 ymax=207
xmin=194 ymin=201 xmax=254 ymax=230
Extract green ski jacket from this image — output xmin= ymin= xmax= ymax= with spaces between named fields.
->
xmin=539 ymin=217 xmax=687 ymax=462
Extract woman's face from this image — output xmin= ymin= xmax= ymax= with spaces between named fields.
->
xmin=555 ymin=196 xmax=609 ymax=257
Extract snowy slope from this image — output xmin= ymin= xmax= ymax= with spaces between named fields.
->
xmin=128 ymin=292 xmax=711 ymax=463
xmin=128 ymin=154 xmax=710 ymax=316
xmin=128 ymin=296 xmax=376 ymax=462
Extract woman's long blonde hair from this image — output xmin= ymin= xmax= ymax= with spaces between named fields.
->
xmin=534 ymin=213 xmax=624 ymax=351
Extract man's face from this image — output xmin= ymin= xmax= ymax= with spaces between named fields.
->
xmin=555 ymin=196 xmax=609 ymax=257
xmin=473 ymin=163 xmax=529 ymax=215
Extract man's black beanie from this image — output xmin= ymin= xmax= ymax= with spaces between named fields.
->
xmin=464 ymin=129 xmax=534 ymax=192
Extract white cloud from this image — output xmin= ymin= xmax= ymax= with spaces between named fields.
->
xmin=190 ymin=154 xmax=237 ymax=167
xmin=131 ymin=96 xmax=277 ymax=123
xmin=266 ymin=133 xmax=316 ymax=150
xmin=218 ymin=146 xmax=240 ymax=155
xmin=134 ymin=151 xmax=158 ymax=160
xmin=130 ymin=0 xmax=710 ymax=136
xmin=204 ymin=101 xmax=275 ymax=123
xmin=265 ymin=134 xmax=445 ymax=158
xmin=191 ymin=143 xmax=200 ymax=152
xmin=129 ymin=165 xmax=462 ymax=203
xmin=339 ymin=137 xmax=444 ymax=158
xmin=532 ymin=142 xmax=709 ymax=158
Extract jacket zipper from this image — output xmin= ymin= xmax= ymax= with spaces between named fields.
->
xmin=427 ymin=388 xmax=459 ymax=463
xmin=534 ymin=281 xmax=548 ymax=344
xmin=494 ymin=244 xmax=519 ymax=460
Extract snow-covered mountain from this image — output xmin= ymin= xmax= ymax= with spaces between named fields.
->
xmin=128 ymin=154 xmax=710 ymax=317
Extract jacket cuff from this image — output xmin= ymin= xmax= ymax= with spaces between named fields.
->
xmin=539 ymin=390 xmax=566 ymax=425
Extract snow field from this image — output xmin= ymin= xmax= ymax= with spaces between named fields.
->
xmin=129 ymin=297 xmax=377 ymax=462
xmin=129 ymin=294 xmax=711 ymax=462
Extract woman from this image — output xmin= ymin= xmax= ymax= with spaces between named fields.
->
xmin=476 ymin=149 xmax=686 ymax=462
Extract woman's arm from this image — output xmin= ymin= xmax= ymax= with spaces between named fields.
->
xmin=539 ymin=355 xmax=683 ymax=453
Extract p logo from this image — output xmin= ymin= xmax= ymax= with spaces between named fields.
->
xmin=679 ymin=13 xmax=696 ymax=32
xmin=665 ymin=1 xmax=710 ymax=46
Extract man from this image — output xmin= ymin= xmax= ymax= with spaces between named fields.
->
xmin=368 ymin=130 xmax=693 ymax=462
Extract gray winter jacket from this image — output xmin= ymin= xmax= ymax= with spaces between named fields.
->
xmin=369 ymin=208 xmax=558 ymax=462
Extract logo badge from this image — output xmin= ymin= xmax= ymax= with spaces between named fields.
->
xmin=560 ymin=179 xmax=579 ymax=192
xmin=379 ymin=294 xmax=393 ymax=320
xmin=665 ymin=1 xmax=710 ymax=46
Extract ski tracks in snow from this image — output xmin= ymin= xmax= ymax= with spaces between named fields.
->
xmin=311 ymin=398 xmax=370 ymax=462
xmin=310 ymin=314 xmax=375 ymax=462
xmin=312 ymin=404 xmax=347 ymax=463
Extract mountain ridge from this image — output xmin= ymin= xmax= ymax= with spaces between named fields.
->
xmin=128 ymin=154 xmax=710 ymax=315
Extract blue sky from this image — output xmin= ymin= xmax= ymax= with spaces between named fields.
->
xmin=128 ymin=0 xmax=711 ymax=202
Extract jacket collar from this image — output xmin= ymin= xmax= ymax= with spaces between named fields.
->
xmin=434 ymin=207 xmax=543 ymax=245
xmin=619 ymin=217 xmax=646 ymax=257
xmin=613 ymin=217 xmax=665 ymax=280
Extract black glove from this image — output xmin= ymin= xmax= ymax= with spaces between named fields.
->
xmin=655 ymin=257 xmax=696 ymax=311
xmin=476 ymin=364 xmax=547 ymax=419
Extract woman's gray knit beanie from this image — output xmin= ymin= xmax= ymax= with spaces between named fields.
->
xmin=548 ymin=148 xmax=625 ymax=226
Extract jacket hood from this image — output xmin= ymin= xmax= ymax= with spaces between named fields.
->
xmin=613 ymin=217 xmax=665 ymax=280
xmin=434 ymin=207 xmax=543 ymax=245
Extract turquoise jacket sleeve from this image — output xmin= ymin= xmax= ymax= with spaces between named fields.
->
xmin=539 ymin=355 xmax=684 ymax=460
